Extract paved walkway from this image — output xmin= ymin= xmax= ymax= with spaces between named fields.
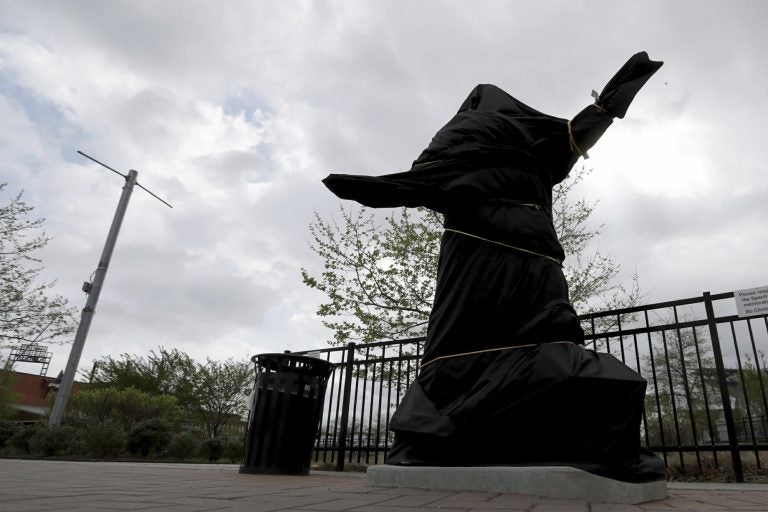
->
xmin=0 ymin=459 xmax=767 ymax=512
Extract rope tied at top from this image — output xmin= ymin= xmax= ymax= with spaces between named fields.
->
xmin=567 ymin=119 xmax=589 ymax=159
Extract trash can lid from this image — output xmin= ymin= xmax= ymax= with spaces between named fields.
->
xmin=251 ymin=353 xmax=335 ymax=376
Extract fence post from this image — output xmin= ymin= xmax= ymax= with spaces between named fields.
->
xmin=703 ymin=291 xmax=744 ymax=482
xmin=336 ymin=342 xmax=356 ymax=472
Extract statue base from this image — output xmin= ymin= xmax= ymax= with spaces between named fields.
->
xmin=366 ymin=465 xmax=667 ymax=504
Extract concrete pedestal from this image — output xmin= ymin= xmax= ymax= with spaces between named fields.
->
xmin=367 ymin=465 xmax=667 ymax=504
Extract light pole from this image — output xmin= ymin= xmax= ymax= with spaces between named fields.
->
xmin=49 ymin=170 xmax=138 ymax=425
xmin=48 ymin=151 xmax=171 ymax=426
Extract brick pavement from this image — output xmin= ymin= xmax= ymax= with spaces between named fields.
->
xmin=0 ymin=459 xmax=766 ymax=512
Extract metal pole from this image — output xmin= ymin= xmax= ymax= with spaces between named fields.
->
xmin=703 ymin=291 xmax=744 ymax=482
xmin=336 ymin=342 xmax=356 ymax=471
xmin=49 ymin=170 xmax=138 ymax=426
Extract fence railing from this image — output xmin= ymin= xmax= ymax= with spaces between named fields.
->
xmin=292 ymin=290 xmax=768 ymax=481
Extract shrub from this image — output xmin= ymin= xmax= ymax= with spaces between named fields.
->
xmin=29 ymin=425 xmax=80 ymax=456
xmin=6 ymin=424 xmax=43 ymax=454
xmin=127 ymin=420 xmax=172 ymax=458
xmin=83 ymin=421 xmax=126 ymax=457
xmin=66 ymin=387 xmax=183 ymax=432
xmin=200 ymin=438 xmax=224 ymax=462
xmin=222 ymin=438 xmax=244 ymax=463
xmin=0 ymin=420 xmax=19 ymax=449
xmin=165 ymin=431 xmax=200 ymax=461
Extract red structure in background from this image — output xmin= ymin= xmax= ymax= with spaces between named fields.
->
xmin=4 ymin=371 xmax=86 ymax=423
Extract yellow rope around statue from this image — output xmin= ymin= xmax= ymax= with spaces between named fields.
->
xmin=420 ymin=340 xmax=578 ymax=368
xmin=567 ymin=119 xmax=586 ymax=157
xmin=443 ymin=228 xmax=562 ymax=265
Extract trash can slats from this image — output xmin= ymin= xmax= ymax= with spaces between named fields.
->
xmin=240 ymin=353 xmax=334 ymax=475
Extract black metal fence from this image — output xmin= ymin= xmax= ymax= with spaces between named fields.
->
xmin=293 ymin=290 xmax=768 ymax=481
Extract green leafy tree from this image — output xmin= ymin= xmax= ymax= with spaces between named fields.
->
xmin=192 ymin=358 xmax=253 ymax=438
xmin=0 ymin=183 xmax=77 ymax=347
xmin=88 ymin=348 xmax=253 ymax=438
xmin=552 ymin=168 xmax=640 ymax=315
xmin=732 ymin=351 xmax=768 ymax=430
xmin=303 ymin=167 xmax=639 ymax=345
xmin=88 ymin=348 xmax=198 ymax=411
xmin=642 ymin=325 xmax=720 ymax=446
xmin=302 ymin=207 xmax=441 ymax=344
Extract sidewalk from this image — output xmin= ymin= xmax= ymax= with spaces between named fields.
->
xmin=1 ymin=459 xmax=767 ymax=512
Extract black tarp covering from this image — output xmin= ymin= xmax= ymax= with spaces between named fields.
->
xmin=322 ymin=52 xmax=665 ymax=482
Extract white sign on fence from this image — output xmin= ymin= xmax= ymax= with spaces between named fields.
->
xmin=734 ymin=285 xmax=768 ymax=317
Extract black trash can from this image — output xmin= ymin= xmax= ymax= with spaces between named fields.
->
xmin=240 ymin=353 xmax=335 ymax=475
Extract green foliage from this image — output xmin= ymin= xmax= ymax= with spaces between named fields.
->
xmin=0 ymin=348 xmax=254 ymax=461
xmin=303 ymin=167 xmax=640 ymax=344
xmin=198 ymin=436 xmax=242 ymax=463
xmin=200 ymin=437 xmax=224 ymax=462
xmin=83 ymin=420 xmax=127 ymax=457
xmin=733 ymin=351 xmax=768 ymax=424
xmin=552 ymin=167 xmax=640 ymax=314
xmin=0 ymin=183 xmax=77 ymax=347
xmin=302 ymin=206 xmax=442 ymax=344
xmin=165 ymin=431 xmax=200 ymax=461
xmin=88 ymin=348 xmax=252 ymax=438
xmin=192 ymin=358 xmax=252 ymax=438
xmin=63 ymin=387 xmax=182 ymax=458
xmin=88 ymin=348 xmax=198 ymax=410
xmin=0 ymin=373 xmax=246 ymax=461
xmin=641 ymin=330 xmax=768 ymax=449
xmin=7 ymin=424 xmax=41 ymax=454
xmin=65 ymin=386 xmax=184 ymax=432
xmin=0 ymin=419 xmax=18 ymax=449
xmin=221 ymin=437 xmax=244 ymax=463
xmin=642 ymin=325 xmax=720 ymax=446
xmin=647 ymin=327 xmax=717 ymax=405
xmin=28 ymin=425 xmax=81 ymax=456
xmin=127 ymin=420 xmax=173 ymax=458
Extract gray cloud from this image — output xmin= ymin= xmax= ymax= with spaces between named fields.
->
xmin=2 ymin=0 xmax=767 ymax=375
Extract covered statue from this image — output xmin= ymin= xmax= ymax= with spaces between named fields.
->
xmin=322 ymin=52 xmax=666 ymax=482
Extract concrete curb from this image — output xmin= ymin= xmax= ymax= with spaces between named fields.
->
xmin=367 ymin=465 xmax=668 ymax=504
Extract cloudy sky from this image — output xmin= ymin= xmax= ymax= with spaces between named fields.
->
xmin=2 ymin=1 xmax=766 ymax=376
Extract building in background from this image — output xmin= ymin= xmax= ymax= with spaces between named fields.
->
xmin=3 ymin=370 xmax=85 ymax=424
